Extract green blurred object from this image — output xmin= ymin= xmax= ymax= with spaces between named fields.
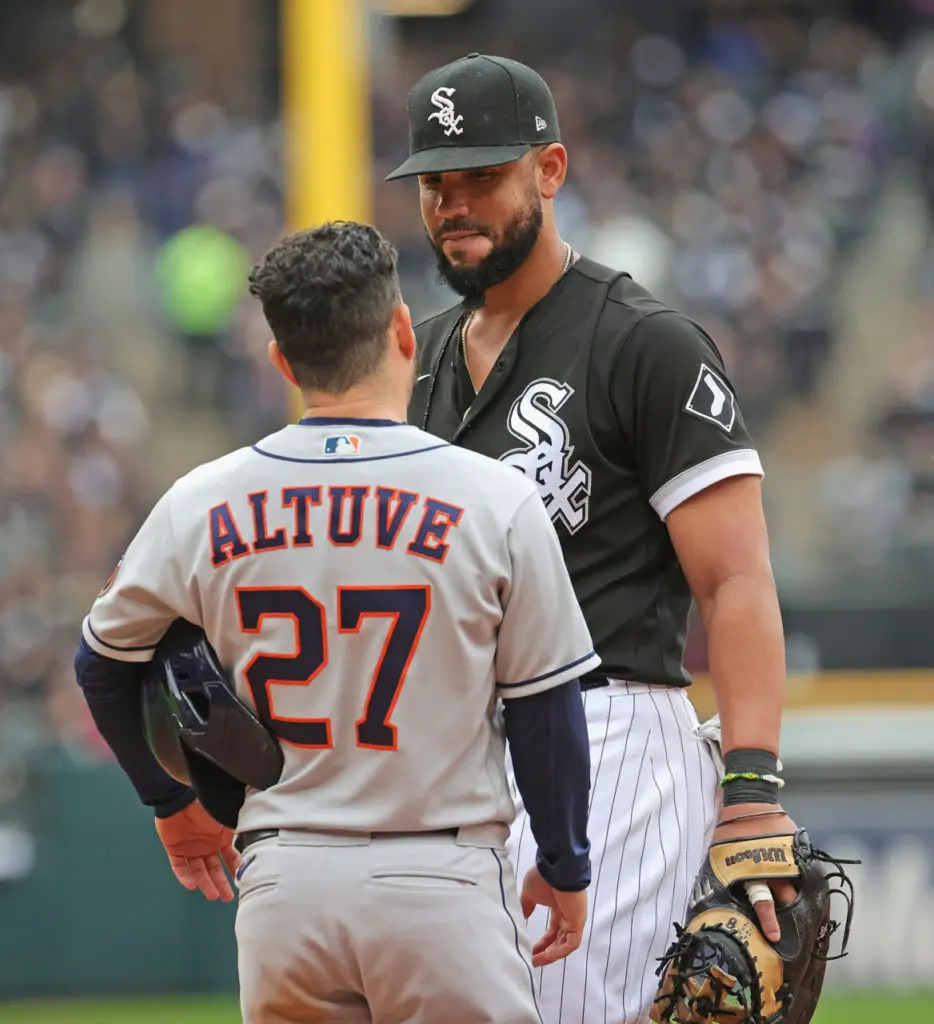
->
xmin=0 ymin=996 xmax=239 ymax=1022
xmin=1 ymin=993 xmax=933 ymax=1023
xmin=0 ymin=752 xmax=238 ymax=1001
xmin=154 ymin=224 xmax=251 ymax=337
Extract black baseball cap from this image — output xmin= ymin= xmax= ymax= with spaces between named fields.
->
xmin=385 ymin=53 xmax=562 ymax=181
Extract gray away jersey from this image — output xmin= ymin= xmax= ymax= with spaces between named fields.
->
xmin=83 ymin=420 xmax=600 ymax=833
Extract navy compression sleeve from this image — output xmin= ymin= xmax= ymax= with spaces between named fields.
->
xmin=502 ymin=678 xmax=591 ymax=891
xmin=74 ymin=636 xmax=195 ymax=818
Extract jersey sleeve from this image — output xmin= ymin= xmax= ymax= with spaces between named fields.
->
xmin=82 ymin=487 xmax=198 ymax=662
xmin=611 ymin=310 xmax=764 ymax=521
xmin=495 ymin=492 xmax=601 ymax=699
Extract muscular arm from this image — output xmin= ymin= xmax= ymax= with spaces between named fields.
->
xmin=665 ymin=475 xmax=785 ymax=755
xmin=502 ymin=678 xmax=591 ymax=891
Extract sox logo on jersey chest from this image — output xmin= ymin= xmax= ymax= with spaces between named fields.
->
xmin=500 ymin=379 xmax=591 ymax=534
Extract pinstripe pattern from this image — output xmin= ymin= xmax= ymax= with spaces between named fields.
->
xmin=505 ymin=682 xmax=719 ymax=1024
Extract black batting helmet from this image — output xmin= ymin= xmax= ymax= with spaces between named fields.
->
xmin=142 ymin=619 xmax=284 ymax=828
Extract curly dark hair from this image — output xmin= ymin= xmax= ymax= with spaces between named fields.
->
xmin=248 ymin=221 xmax=401 ymax=393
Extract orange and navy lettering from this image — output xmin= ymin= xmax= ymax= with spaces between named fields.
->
xmin=282 ymin=486 xmax=321 ymax=546
xmin=328 ymin=486 xmax=370 ymax=546
xmin=248 ymin=491 xmax=288 ymax=553
xmin=209 ymin=502 xmax=250 ymax=568
xmin=375 ymin=487 xmax=420 ymax=550
xmin=209 ymin=487 xmax=464 ymax=568
xmin=407 ymin=497 xmax=465 ymax=564
xmin=236 ymin=583 xmax=431 ymax=751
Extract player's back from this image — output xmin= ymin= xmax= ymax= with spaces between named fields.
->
xmin=170 ymin=418 xmax=545 ymax=834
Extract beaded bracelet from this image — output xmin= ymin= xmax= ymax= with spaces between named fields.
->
xmin=720 ymin=771 xmax=785 ymax=790
xmin=721 ymin=748 xmax=784 ymax=806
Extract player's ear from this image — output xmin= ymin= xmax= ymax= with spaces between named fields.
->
xmin=267 ymin=339 xmax=299 ymax=387
xmin=392 ymin=302 xmax=417 ymax=363
xmin=536 ymin=143 xmax=567 ymax=200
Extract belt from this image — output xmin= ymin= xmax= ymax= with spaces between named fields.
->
xmin=580 ymin=673 xmax=609 ymax=692
xmin=234 ymin=827 xmax=460 ymax=855
xmin=234 ymin=829 xmax=279 ymax=854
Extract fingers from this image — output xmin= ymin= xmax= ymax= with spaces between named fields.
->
xmin=531 ymin=917 xmax=584 ymax=967
xmin=156 ymin=812 xmax=241 ymax=902
xmin=187 ymin=856 xmax=224 ymax=901
xmin=746 ymin=876 xmax=798 ymax=944
xmin=531 ymin=914 xmax=559 ymax=956
xmin=520 ymin=865 xmax=548 ymax=920
xmin=221 ymin=840 xmax=242 ymax=879
xmin=206 ymin=854 xmax=236 ymax=902
xmin=745 ymin=881 xmax=779 ymax=942
xmin=753 ymin=893 xmax=781 ymax=942
xmin=533 ymin=935 xmax=582 ymax=967
xmin=167 ymin=853 xmax=198 ymax=892
xmin=772 ymin=879 xmax=798 ymax=905
xmin=167 ymin=851 xmax=234 ymax=901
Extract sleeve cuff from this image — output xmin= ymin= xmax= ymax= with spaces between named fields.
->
xmin=650 ymin=449 xmax=764 ymax=521
xmin=497 ymin=651 xmax=602 ymax=700
xmin=536 ymin=848 xmax=592 ymax=892
xmin=82 ymin=617 xmax=159 ymax=664
xmin=152 ymin=786 xmax=197 ymax=819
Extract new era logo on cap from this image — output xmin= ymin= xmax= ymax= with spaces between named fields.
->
xmin=535 ymin=116 xmax=547 ymax=131
xmin=323 ymin=435 xmax=361 ymax=456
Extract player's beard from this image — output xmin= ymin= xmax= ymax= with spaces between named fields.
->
xmin=429 ymin=191 xmax=543 ymax=306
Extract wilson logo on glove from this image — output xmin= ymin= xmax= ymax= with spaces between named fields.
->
xmin=724 ymin=846 xmax=790 ymax=868
xmin=650 ymin=829 xmax=858 ymax=1024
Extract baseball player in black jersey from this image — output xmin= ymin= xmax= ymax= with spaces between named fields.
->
xmin=388 ymin=54 xmax=798 ymax=1023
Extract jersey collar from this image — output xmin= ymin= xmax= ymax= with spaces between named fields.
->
xmin=297 ymin=416 xmax=405 ymax=428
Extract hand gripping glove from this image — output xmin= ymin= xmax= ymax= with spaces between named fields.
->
xmin=650 ymin=829 xmax=856 ymax=1024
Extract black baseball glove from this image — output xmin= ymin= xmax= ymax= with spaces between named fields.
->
xmin=650 ymin=829 xmax=856 ymax=1024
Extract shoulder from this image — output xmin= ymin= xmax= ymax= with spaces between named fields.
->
xmin=164 ymin=444 xmax=257 ymax=503
xmin=624 ymin=308 xmax=726 ymax=367
xmin=413 ymin=304 xmax=461 ymax=368
xmin=568 ymin=257 xmax=684 ymax=353
xmin=440 ymin=442 xmax=539 ymax=494
xmin=414 ymin=304 xmax=461 ymax=345
xmin=422 ymin=440 xmax=541 ymax=515
xmin=573 ymin=258 xmax=726 ymax=373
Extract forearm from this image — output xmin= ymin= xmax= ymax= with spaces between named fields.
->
xmin=699 ymin=570 xmax=785 ymax=755
xmin=503 ymin=679 xmax=591 ymax=891
xmin=74 ymin=637 xmax=195 ymax=817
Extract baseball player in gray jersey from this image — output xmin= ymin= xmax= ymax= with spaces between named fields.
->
xmin=75 ymin=222 xmax=599 ymax=1023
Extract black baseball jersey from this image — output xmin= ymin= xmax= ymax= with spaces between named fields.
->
xmin=408 ymin=255 xmax=763 ymax=687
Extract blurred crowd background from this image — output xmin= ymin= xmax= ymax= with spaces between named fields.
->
xmin=6 ymin=0 xmax=931 ymax=755
xmin=1 ymin=0 xmax=934 ymax=1007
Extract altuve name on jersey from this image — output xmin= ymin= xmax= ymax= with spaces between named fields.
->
xmin=209 ymin=486 xmax=465 ymax=568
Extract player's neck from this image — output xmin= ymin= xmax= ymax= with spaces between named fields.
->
xmin=299 ymin=386 xmax=407 ymax=425
xmin=473 ymin=230 xmax=569 ymax=324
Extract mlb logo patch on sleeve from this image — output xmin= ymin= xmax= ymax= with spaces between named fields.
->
xmin=324 ymin=435 xmax=361 ymax=456
xmin=684 ymin=364 xmax=736 ymax=433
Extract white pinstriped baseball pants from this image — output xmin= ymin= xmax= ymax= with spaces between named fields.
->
xmin=507 ymin=680 xmax=720 ymax=1024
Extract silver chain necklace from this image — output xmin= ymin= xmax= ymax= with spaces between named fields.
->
xmin=461 ymin=242 xmax=575 ymax=394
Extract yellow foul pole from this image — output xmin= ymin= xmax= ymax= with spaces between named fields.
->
xmin=281 ymin=0 xmax=372 ymax=420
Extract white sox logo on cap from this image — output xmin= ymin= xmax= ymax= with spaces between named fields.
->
xmin=427 ymin=87 xmax=464 ymax=137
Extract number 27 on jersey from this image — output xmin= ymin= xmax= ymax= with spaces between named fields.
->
xmin=236 ymin=585 xmax=430 ymax=752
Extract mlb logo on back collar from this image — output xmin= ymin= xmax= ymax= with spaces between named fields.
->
xmin=323 ymin=435 xmax=361 ymax=456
